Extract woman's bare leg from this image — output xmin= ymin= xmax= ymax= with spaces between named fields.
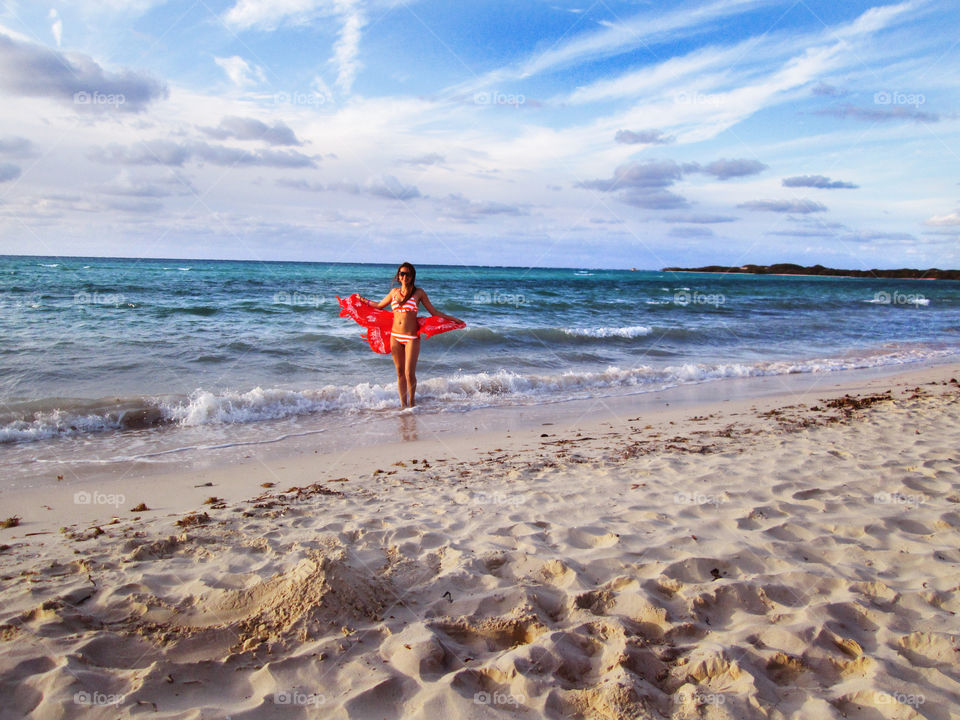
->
xmin=391 ymin=340 xmax=408 ymax=407
xmin=404 ymin=338 xmax=420 ymax=407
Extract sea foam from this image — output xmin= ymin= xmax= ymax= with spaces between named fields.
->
xmin=1 ymin=346 xmax=953 ymax=444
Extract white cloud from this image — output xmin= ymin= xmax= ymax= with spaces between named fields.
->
xmin=98 ymin=170 xmax=195 ymax=198
xmin=49 ymin=9 xmax=62 ymax=47
xmin=65 ymin=0 xmax=168 ymax=12
xmin=520 ymin=0 xmax=770 ymax=79
xmin=449 ymin=0 xmax=774 ymax=98
xmin=924 ymin=212 xmax=960 ymax=227
xmin=534 ymin=0 xmax=920 ymax=165
xmin=223 ymin=0 xmax=326 ymax=30
xmin=738 ymin=199 xmax=827 ymax=213
xmin=223 ymin=0 xmax=370 ymax=95
xmin=332 ymin=0 xmax=366 ymax=93
xmin=213 ymin=56 xmax=266 ymax=87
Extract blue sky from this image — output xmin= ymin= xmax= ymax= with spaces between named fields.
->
xmin=0 ymin=0 xmax=957 ymax=269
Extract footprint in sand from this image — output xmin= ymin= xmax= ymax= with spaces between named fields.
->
xmin=690 ymin=582 xmax=772 ymax=629
xmin=449 ymin=667 xmax=527 ymax=711
xmin=72 ymin=633 xmax=156 ymax=669
xmin=791 ymin=487 xmax=827 ymax=501
xmin=566 ymin=526 xmax=619 ymax=549
xmin=343 ymin=676 xmax=416 ymax=718
xmin=661 ymin=557 xmax=738 ymax=584
xmin=431 ymin=616 xmax=547 ymax=655
xmin=896 ymin=631 xmax=960 ymax=670
xmin=382 ymin=624 xmax=463 ymax=680
xmin=537 ymin=558 xmax=577 ymax=588
xmin=0 ymin=656 xmax=55 ymax=717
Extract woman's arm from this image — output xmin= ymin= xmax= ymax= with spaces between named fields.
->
xmin=420 ymin=290 xmax=461 ymax=323
xmin=359 ymin=291 xmax=393 ymax=309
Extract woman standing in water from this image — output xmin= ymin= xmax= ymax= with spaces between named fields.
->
xmin=358 ymin=263 xmax=462 ymax=408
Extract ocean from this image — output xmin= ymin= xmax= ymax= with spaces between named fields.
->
xmin=3 ymin=255 xmax=959 ymax=484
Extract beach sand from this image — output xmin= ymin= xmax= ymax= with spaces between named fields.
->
xmin=2 ymin=364 xmax=960 ymax=719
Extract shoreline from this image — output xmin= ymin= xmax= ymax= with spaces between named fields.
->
xmin=2 ymin=361 xmax=959 ymax=718
xmin=4 ymin=357 xmax=960 ymax=533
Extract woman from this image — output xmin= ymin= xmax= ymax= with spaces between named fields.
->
xmin=359 ymin=263 xmax=462 ymax=408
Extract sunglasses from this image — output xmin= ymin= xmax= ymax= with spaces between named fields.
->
xmin=398 ymin=271 xmax=411 ymax=277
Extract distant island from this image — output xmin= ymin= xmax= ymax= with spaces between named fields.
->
xmin=661 ymin=263 xmax=960 ymax=281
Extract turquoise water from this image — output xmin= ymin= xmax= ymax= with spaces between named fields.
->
xmin=2 ymin=255 xmax=959 ymax=472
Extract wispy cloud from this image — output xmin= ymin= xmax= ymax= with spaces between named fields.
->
xmin=614 ymin=129 xmax=674 ymax=145
xmin=98 ymin=171 xmax=194 ymax=198
xmin=223 ymin=0 xmax=327 ymax=30
xmin=924 ymin=212 xmax=960 ymax=227
xmin=576 ymin=160 xmax=685 ymax=192
xmin=49 ymin=9 xmax=62 ymax=47
xmin=278 ymin=174 xmax=421 ymax=200
xmin=782 ymin=175 xmax=858 ymax=189
xmin=214 ymin=56 xmax=265 ymax=87
xmin=839 ymin=230 xmax=916 ymax=243
xmin=738 ymin=199 xmax=827 ymax=213
xmin=516 ymin=0 xmax=772 ymax=81
xmin=91 ymin=140 xmax=191 ymax=166
xmin=810 ymin=81 xmax=848 ymax=97
xmin=669 ymin=225 xmax=714 ymax=238
xmin=621 ymin=190 xmax=689 ymax=210
xmin=664 ymin=214 xmax=737 ymax=224
xmin=201 ymin=116 xmax=303 ymax=146
xmin=547 ymin=0 xmax=922 ymax=160
xmin=223 ymin=0 xmax=385 ymax=94
xmin=815 ymin=103 xmax=939 ymax=123
xmin=690 ymin=158 xmax=767 ymax=180
xmin=434 ymin=193 xmax=527 ymax=223
xmin=398 ymin=153 xmax=445 ymax=167
xmin=332 ymin=0 xmax=367 ymax=93
xmin=92 ymin=140 xmax=317 ymax=168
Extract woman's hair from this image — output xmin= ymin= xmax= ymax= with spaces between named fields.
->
xmin=395 ymin=262 xmax=416 ymax=304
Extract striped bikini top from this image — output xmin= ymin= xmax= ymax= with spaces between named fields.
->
xmin=391 ymin=292 xmax=418 ymax=313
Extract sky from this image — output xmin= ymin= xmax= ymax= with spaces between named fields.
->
xmin=0 ymin=0 xmax=958 ymax=269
